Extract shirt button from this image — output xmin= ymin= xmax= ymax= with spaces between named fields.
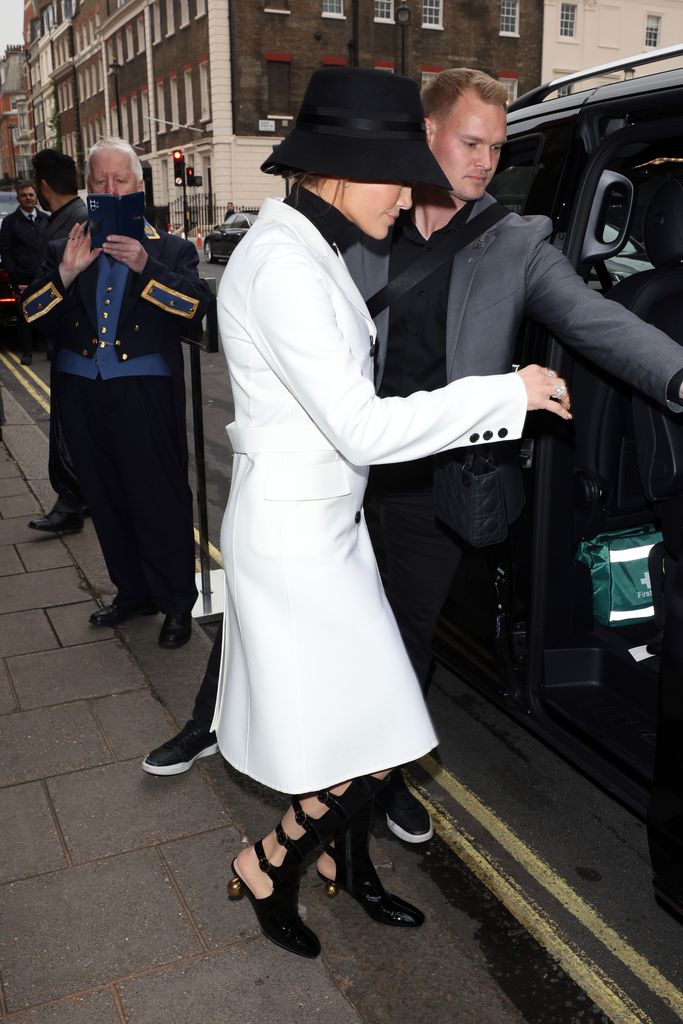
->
xmin=498 ymin=428 xmax=508 ymax=438
xmin=354 ymin=511 xmax=361 ymax=524
xmin=483 ymin=430 xmax=493 ymax=440
xmin=469 ymin=433 xmax=480 ymax=443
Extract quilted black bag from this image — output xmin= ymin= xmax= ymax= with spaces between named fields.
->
xmin=433 ymin=451 xmax=507 ymax=547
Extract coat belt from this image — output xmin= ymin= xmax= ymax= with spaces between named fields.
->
xmin=227 ymin=422 xmax=335 ymax=454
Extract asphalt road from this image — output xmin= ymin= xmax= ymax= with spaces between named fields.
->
xmin=1 ymin=250 xmax=682 ymax=1024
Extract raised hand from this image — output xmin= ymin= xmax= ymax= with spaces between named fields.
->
xmin=102 ymin=234 xmax=148 ymax=274
xmin=58 ymin=222 xmax=101 ymax=288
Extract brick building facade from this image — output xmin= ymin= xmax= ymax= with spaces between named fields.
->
xmin=10 ymin=0 xmax=544 ymax=214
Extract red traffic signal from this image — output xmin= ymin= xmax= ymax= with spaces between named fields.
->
xmin=172 ymin=149 xmax=185 ymax=187
xmin=186 ymin=165 xmax=195 ymax=186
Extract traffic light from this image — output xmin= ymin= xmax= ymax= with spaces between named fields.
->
xmin=172 ymin=149 xmax=185 ymax=187
xmin=186 ymin=166 xmax=195 ymax=186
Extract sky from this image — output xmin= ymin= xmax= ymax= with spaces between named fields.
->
xmin=0 ymin=0 xmax=25 ymax=57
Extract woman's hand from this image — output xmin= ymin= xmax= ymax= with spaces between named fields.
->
xmin=518 ymin=364 xmax=572 ymax=420
xmin=58 ymin=222 xmax=101 ymax=289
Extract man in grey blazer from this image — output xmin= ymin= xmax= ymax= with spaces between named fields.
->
xmin=345 ymin=67 xmax=683 ymax=844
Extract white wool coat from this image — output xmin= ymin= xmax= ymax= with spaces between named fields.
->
xmin=211 ymin=197 xmax=527 ymax=794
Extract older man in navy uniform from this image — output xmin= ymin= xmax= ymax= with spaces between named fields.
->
xmin=23 ymin=138 xmax=212 ymax=648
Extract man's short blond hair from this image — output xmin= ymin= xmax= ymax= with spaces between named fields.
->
xmin=421 ymin=68 xmax=509 ymax=121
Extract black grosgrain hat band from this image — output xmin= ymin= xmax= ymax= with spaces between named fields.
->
xmin=260 ymin=66 xmax=452 ymax=190
xmin=295 ymin=108 xmax=426 ymax=139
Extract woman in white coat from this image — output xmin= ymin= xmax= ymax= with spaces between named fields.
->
xmin=215 ymin=67 xmax=571 ymax=959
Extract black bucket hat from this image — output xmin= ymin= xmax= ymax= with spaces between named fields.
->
xmin=260 ymin=67 xmax=451 ymax=190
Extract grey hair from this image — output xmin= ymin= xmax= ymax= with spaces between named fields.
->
xmin=85 ymin=137 xmax=143 ymax=184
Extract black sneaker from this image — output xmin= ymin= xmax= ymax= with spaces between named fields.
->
xmin=142 ymin=720 xmax=219 ymax=776
xmin=376 ymin=769 xmax=433 ymax=843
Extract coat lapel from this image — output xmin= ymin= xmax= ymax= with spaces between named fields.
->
xmin=260 ymin=198 xmax=375 ymax=331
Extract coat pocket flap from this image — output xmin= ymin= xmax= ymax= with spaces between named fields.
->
xmin=264 ymin=460 xmax=351 ymax=501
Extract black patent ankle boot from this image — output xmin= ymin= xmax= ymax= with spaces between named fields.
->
xmin=318 ymin=803 xmax=425 ymax=927
xmin=228 ymin=808 xmax=322 ymax=959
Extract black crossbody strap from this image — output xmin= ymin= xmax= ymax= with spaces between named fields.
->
xmin=366 ymin=202 xmax=508 ymax=319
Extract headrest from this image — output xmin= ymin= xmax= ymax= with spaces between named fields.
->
xmin=643 ymin=179 xmax=683 ymax=269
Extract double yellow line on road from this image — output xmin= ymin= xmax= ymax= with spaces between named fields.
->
xmin=3 ymin=343 xmax=681 ymax=1023
xmin=407 ymin=758 xmax=683 ymax=1024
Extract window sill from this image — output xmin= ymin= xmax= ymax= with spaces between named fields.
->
xmin=422 ymin=23 xmax=444 ymax=30
xmin=499 ymin=30 xmax=520 ymax=37
xmin=264 ymin=7 xmax=291 ymax=13
xmin=179 ymin=20 xmax=190 ymax=29
xmin=322 ymin=13 xmax=346 ymax=20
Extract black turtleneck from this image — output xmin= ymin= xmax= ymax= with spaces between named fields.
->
xmin=284 ymin=187 xmax=360 ymax=256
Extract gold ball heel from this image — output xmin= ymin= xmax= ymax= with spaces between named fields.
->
xmin=228 ymin=860 xmax=245 ymax=900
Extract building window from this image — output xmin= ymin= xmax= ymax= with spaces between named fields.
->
xmin=422 ymin=0 xmax=442 ymax=27
xmin=169 ymin=74 xmax=179 ymax=127
xmin=322 ymin=0 xmax=344 ymax=17
xmin=131 ymin=94 xmax=139 ymax=143
xmin=137 ymin=16 xmax=145 ymax=53
xmin=560 ymin=3 xmax=576 ymax=38
xmin=156 ymin=80 xmax=166 ymax=131
xmin=498 ymin=75 xmax=518 ymax=102
xmin=126 ymin=23 xmax=134 ymax=58
xmin=152 ymin=1 xmax=161 ymax=43
xmin=165 ymin=0 xmax=174 ymax=35
xmin=184 ymin=68 xmax=193 ymax=124
xmin=374 ymin=0 xmax=393 ymax=19
xmin=267 ymin=57 xmax=291 ymax=116
xmin=199 ymin=61 xmax=210 ymax=120
xmin=196 ymin=0 xmax=206 ymax=15
xmin=141 ymin=89 xmax=150 ymax=140
xmin=645 ymin=14 xmax=661 ymax=48
xmin=499 ymin=0 xmax=519 ymax=35
xmin=121 ymin=99 xmax=129 ymax=141
xmin=179 ymin=0 xmax=189 ymax=25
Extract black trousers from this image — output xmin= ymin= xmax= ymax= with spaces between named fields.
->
xmin=58 ymin=373 xmax=197 ymax=616
xmin=48 ymin=365 xmax=85 ymax=514
xmin=192 ymin=627 xmax=222 ymax=731
xmin=371 ymin=462 xmax=465 ymax=691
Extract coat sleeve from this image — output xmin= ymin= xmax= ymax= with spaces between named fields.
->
xmin=521 ymin=218 xmax=683 ymax=410
xmin=136 ymin=238 xmax=212 ymax=325
xmin=233 ymin=242 xmax=527 ymax=467
xmin=21 ymin=241 xmax=75 ymax=326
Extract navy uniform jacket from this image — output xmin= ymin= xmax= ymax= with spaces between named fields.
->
xmin=22 ymin=223 xmax=213 ymax=464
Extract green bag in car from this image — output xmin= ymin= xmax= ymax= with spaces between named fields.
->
xmin=575 ymin=525 xmax=662 ymax=627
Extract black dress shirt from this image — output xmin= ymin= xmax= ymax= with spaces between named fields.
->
xmin=380 ymin=203 xmax=472 ymax=400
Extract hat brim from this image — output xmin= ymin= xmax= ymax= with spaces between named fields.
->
xmin=261 ymin=134 xmax=451 ymax=191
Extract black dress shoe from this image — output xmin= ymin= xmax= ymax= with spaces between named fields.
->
xmin=375 ymin=769 xmax=433 ymax=843
xmin=159 ymin=613 xmax=192 ymax=648
xmin=142 ymin=720 xmax=219 ymax=775
xmin=89 ymin=602 xmax=158 ymax=627
xmin=28 ymin=509 xmax=84 ymax=534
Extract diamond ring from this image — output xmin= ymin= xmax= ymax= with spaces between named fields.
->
xmin=553 ymin=383 xmax=567 ymax=398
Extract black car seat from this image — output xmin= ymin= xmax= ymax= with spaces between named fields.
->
xmin=608 ymin=178 xmax=683 ymax=508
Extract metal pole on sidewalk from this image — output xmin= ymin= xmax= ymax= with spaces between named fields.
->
xmin=186 ymin=278 xmax=220 ymax=620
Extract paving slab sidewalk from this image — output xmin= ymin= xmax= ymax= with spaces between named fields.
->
xmin=0 ymin=383 xmax=525 ymax=1024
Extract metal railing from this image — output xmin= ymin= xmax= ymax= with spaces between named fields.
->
xmin=165 ymin=194 xmax=259 ymax=237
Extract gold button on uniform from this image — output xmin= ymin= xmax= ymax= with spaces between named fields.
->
xmin=101 ymin=327 xmax=107 ymax=334
xmin=102 ymin=311 xmax=108 ymax=319
xmin=115 ymin=339 xmax=121 ymax=347
xmin=133 ymin=324 xmax=140 ymax=332
xmin=99 ymin=341 xmax=106 ymax=348
xmin=104 ymin=299 xmax=110 ymax=305
xmin=81 ymin=348 xmax=88 ymax=356
xmin=122 ymin=353 xmax=128 ymax=361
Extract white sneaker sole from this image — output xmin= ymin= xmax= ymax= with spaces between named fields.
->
xmin=141 ymin=742 xmax=219 ymax=776
xmin=385 ymin=813 xmax=434 ymax=844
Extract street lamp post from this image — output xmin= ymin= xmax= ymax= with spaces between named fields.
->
xmin=108 ymin=59 xmax=122 ymax=137
xmin=396 ymin=3 xmax=411 ymax=76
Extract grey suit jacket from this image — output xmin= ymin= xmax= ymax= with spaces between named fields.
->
xmin=344 ymin=191 xmax=683 ymax=523
xmin=345 ymin=192 xmax=683 ymax=409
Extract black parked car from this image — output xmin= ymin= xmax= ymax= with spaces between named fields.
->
xmin=422 ymin=44 xmax=683 ymax=918
xmin=203 ymin=211 xmax=257 ymax=264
